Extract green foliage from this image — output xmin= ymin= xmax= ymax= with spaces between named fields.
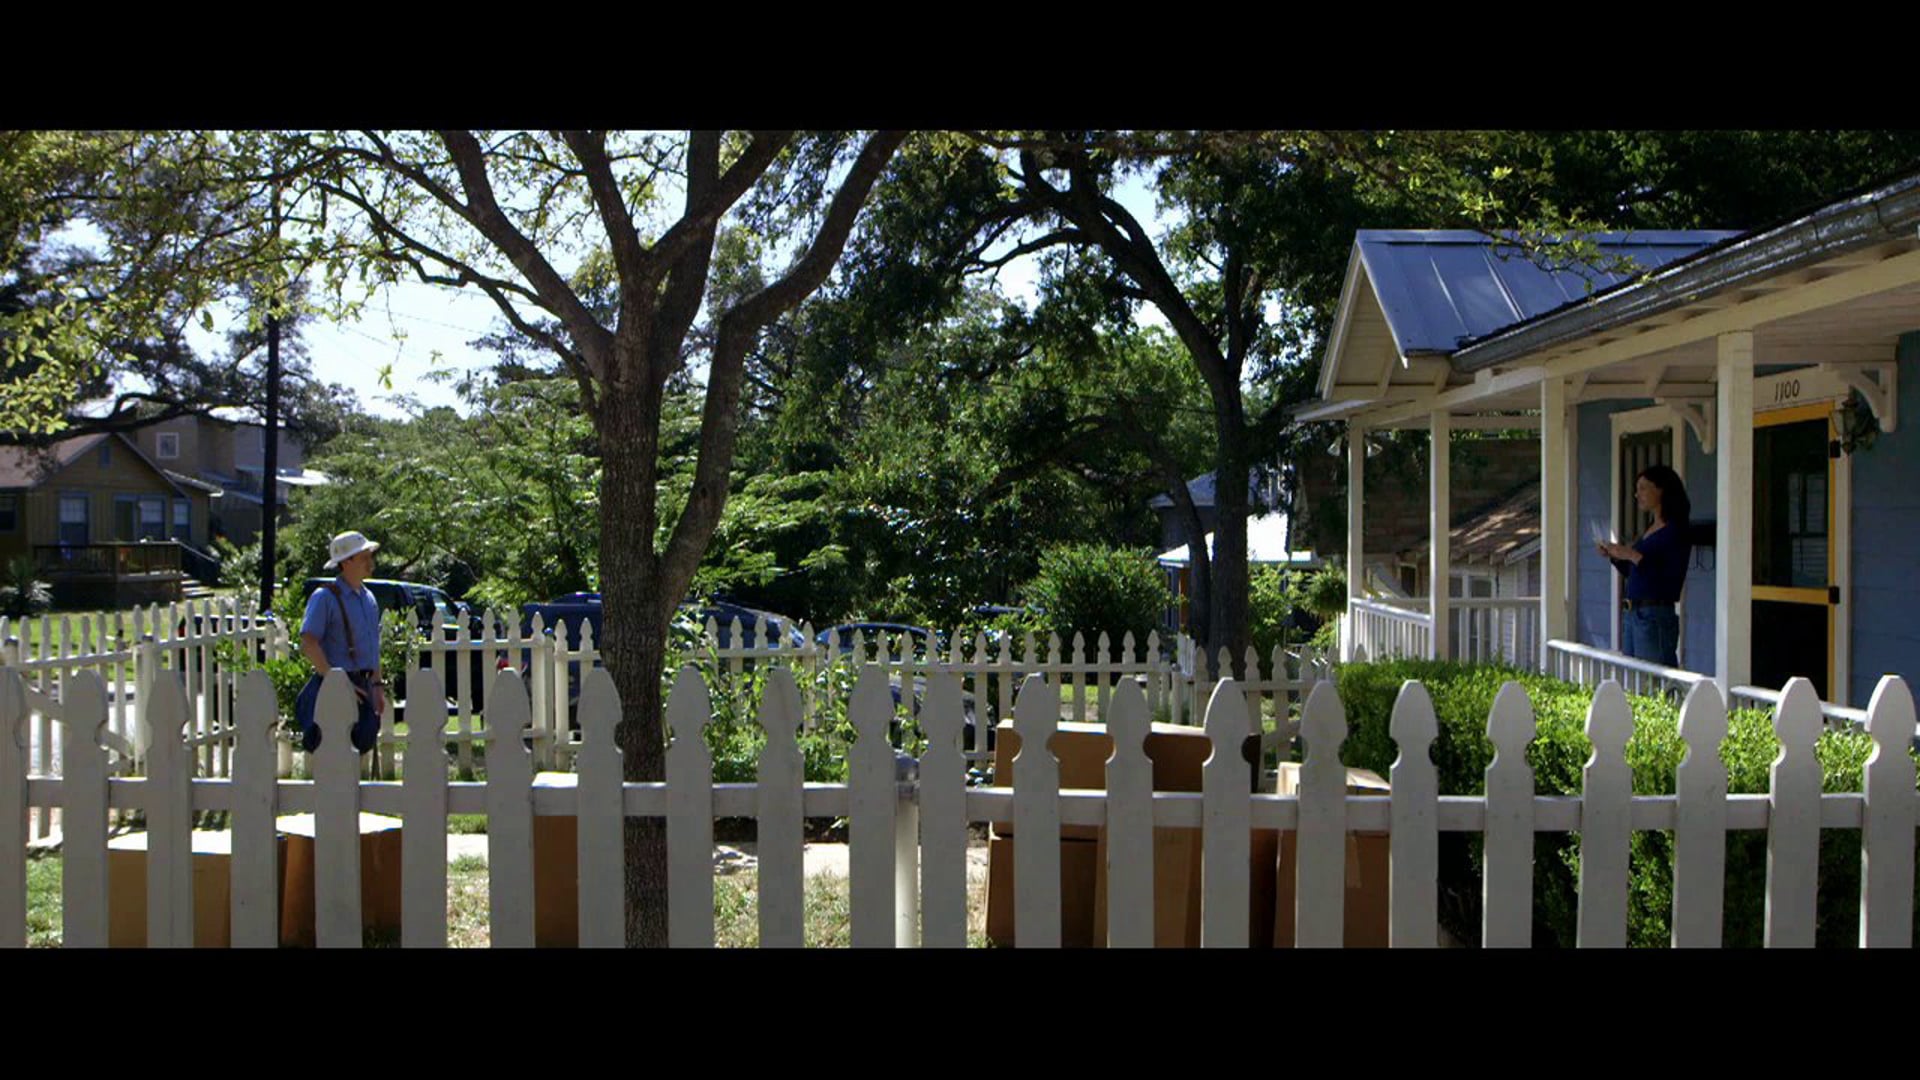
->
xmin=210 ymin=536 xmax=280 ymax=591
xmin=0 ymin=555 xmax=51 ymax=619
xmin=659 ymin=608 xmax=867 ymax=785
xmin=1249 ymin=565 xmax=1326 ymax=658
xmin=1021 ymin=543 xmax=1167 ymax=647
xmin=286 ymin=379 xmax=599 ymax=604
xmin=1333 ymin=660 xmax=1920 ymax=947
xmin=1300 ymin=567 xmax=1348 ymax=619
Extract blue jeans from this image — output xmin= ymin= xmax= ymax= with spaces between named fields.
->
xmin=296 ymin=671 xmax=382 ymax=754
xmin=1623 ymin=606 xmax=1680 ymax=668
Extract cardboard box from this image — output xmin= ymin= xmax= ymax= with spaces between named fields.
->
xmin=1090 ymin=826 xmax=1280 ymax=948
xmin=108 ymin=830 xmax=283 ymax=947
xmin=1271 ymin=763 xmax=1392 ymax=948
xmin=531 ymin=772 xmax=580 ymax=947
xmin=991 ymin=721 xmax=1254 ymax=840
xmin=984 ymin=835 xmax=1100 ymax=947
xmin=277 ymin=813 xmax=405 ymax=947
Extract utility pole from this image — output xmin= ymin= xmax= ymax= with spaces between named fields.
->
xmin=259 ymin=183 xmax=282 ymax=616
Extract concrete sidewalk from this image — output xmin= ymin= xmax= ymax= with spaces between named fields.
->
xmin=445 ymin=834 xmax=991 ymax=882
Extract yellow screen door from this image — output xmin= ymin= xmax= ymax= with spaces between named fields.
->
xmin=1750 ymin=402 xmax=1836 ymax=698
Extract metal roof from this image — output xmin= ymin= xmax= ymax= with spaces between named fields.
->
xmin=1356 ymin=230 xmax=1741 ymax=356
xmin=1146 ymin=470 xmax=1279 ymax=511
xmin=1452 ymin=169 xmax=1920 ymax=371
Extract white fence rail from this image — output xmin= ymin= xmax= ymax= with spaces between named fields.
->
xmin=1 ymin=601 xmax=277 ymax=842
xmin=2 ymin=603 xmax=1331 ymax=792
xmin=6 ymin=664 xmax=1914 ymax=948
xmin=1348 ymin=598 xmax=1433 ymax=662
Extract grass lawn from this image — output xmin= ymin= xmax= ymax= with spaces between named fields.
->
xmin=22 ymin=847 xmax=995 ymax=948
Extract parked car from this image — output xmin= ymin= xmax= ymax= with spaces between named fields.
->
xmin=690 ymin=600 xmax=809 ymax=650
xmin=815 ymin=622 xmax=937 ymax=657
xmin=517 ymin=593 xmax=808 ymax=727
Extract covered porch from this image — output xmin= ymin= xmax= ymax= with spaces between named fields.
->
xmin=1303 ymin=173 xmax=1920 ymax=720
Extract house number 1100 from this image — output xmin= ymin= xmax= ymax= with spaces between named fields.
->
xmin=1772 ymin=378 xmax=1801 ymax=403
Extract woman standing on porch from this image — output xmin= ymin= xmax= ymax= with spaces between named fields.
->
xmin=1597 ymin=465 xmax=1692 ymax=667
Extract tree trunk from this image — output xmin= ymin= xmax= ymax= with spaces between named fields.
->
xmin=597 ymin=386 xmax=672 ymax=948
xmin=1208 ymin=417 xmax=1253 ymax=677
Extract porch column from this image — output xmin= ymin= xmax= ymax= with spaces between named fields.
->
xmin=1429 ymin=409 xmax=1451 ymax=661
xmin=1715 ymin=331 xmax=1755 ymax=693
xmin=1345 ymin=419 xmax=1365 ymax=662
xmin=1540 ymin=376 xmax=1570 ymax=668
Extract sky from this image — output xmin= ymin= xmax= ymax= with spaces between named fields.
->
xmin=192 ymin=167 xmax=1171 ymax=421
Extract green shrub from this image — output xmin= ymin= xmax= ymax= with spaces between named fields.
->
xmin=1300 ymin=567 xmax=1347 ymax=619
xmin=662 ymin=611 xmax=866 ymax=786
xmin=1021 ymin=543 xmax=1166 ymax=648
xmin=0 ymin=555 xmax=51 ymax=619
xmin=1332 ymin=659 xmax=1920 ymax=948
xmin=1248 ymin=566 xmax=1297 ymax=658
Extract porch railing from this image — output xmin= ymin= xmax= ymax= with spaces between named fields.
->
xmin=1545 ymin=638 xmax=1712 ymax=699
xmin=1348 ymin=598 xmax=1432 ymax=662
xmin=1443 ymin=597 xmax=1541 ymax=668
xmin=1347 ymin=597 xmax=1540 ymax=668
xmin=33 ymin=542 xmax=183 ymax=579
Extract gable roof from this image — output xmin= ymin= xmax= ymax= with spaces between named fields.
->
xmin=0 ymin=432 xmax=191 ymax=496
xmin=1353 ymin=230 xmax=1741 ymax=358
xmin=1147 ymin=470 xmax=1280 ymax=512
xmin=1402 ymin=482 xmax=1540 ymax=567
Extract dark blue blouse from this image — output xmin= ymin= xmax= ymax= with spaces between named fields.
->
xmin=1612 ymin=523 xmax=1690 ymax=603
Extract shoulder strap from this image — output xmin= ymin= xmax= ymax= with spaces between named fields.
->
xmin=322 ymin=581 xmax=360 ymax=667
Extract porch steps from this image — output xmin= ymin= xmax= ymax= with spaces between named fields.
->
xmin=180 ymin=575 xmax=218 ymax=600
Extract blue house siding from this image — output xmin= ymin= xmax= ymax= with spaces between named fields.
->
xmin=1572 ymin=398 xmax=1716 ymax=670
xmin=1575 ymin=401 xmax=1637 ymax=649
xmin=1846 ymin=331 xmax=1920 ymax=705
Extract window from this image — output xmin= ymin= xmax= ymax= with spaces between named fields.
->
xmin=1618 ymin=429 xmax=1672 ymax=540
xmin=97 ymin=441 xmax=112 ymax=467
xmin=172 ymin=499 xmax=191 ymax=542
xmin=138 ymin=497 xmax=166 ymax=541
xmin=0 ymin=495 xmax=14 ymax=532
xmin=58 ymin=495 xmax=88 ymax=545
xmin=117 ymin=494 xmax=166 ymax=540
xmin=156 ymin=432 xmax=180 ymax=460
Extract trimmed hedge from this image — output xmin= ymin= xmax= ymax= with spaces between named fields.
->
xmin=1332 ymin=660 xmax=1919 ymax=948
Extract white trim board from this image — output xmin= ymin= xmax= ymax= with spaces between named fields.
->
xmin=1608 ymin=405 xmax=1688 ymax=659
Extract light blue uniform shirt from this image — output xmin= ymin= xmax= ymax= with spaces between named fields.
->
xmin=301 ymin=577 xmax=382 ymax=672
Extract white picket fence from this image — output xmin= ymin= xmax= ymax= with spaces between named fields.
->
xmin=1 ymin=601 xmax=1331 ymax=796
xmin=5 ymin=658 xmax=1914 ymax=948
xmin=2 ymin=603 xmax=277 ymax=842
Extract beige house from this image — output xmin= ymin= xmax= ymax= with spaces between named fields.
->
xmin=128 ymin=410 xmax=328 ymax=545
xmin=0 ymin=432 xmax=215 ymax=606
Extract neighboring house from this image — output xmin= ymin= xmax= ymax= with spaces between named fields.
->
xmin=130 ymin=409 xmax=330 ymax=546
xmin=1148 ymin=470 xmax=1282 ymax=551
xmin=0 ymin=432 xmax=215 ymax=606
xmin=1302 ymin=170 xmax=1920 ymax=707
xmin=1152 ymin=510 xmax=1321 ymax=633
xmin=1295 ymin=436 xmax=1540 ymax=593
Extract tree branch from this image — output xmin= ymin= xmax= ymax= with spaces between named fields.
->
xmin=436 ymin=130 xmax=614 ymax=375
xmin=648 ymin=131 xmax=792 ymax=268
xmin=659 ymin=130 xmax=906 ymax=595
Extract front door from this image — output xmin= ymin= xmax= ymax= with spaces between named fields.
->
xmin=1751 ymin=403 xmax=1836 ymax=698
